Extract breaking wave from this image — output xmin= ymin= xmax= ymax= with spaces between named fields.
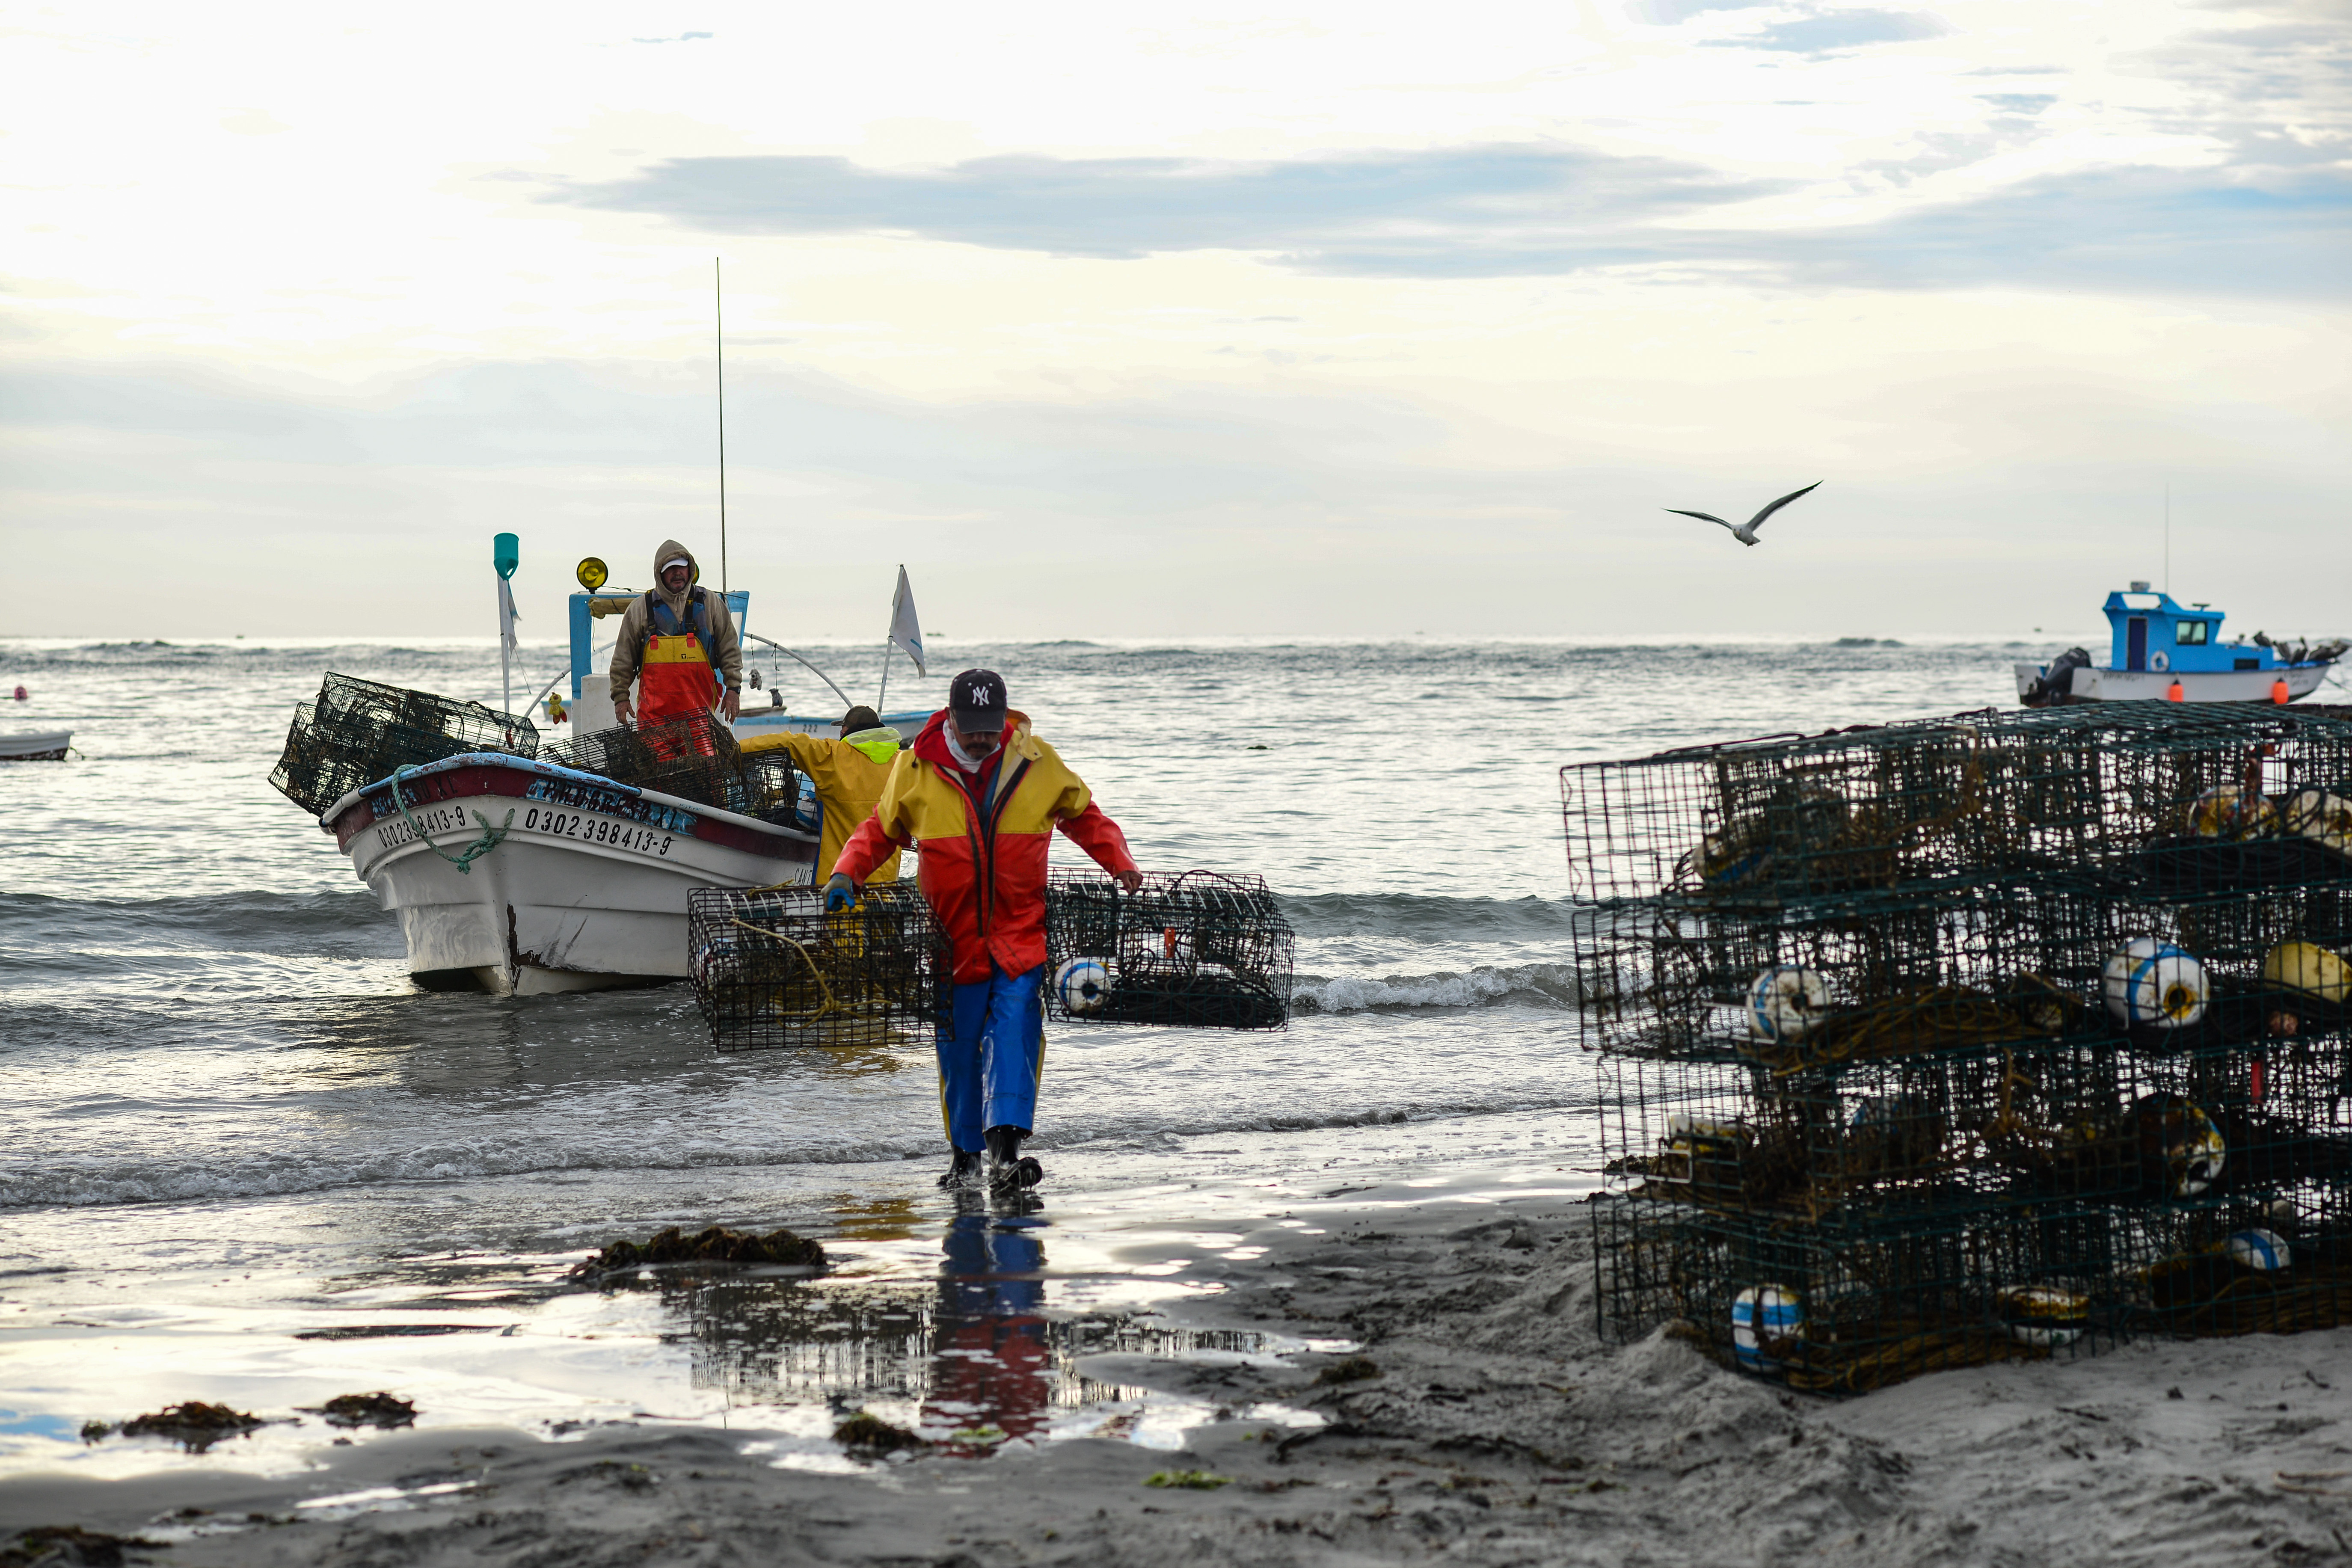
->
xmin=1291 ymin=962 xmax=1580 ymax=1014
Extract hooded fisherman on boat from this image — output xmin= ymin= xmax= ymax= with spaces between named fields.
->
xmin=739 ymin=705 xmax=905 ymax=885
xmin=827 ymin=670 xmax=1142 ymax=1194
xmin=609 ymin=540 xmax=743 ymax=729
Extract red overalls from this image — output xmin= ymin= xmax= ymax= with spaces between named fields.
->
xmin=635 ymin=592 xmax=720 ymax=727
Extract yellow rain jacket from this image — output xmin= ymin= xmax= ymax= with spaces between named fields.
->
xmin=836 ymin=709 xmax=1136 ymax=984
xmin=739 ymin=726 xmax=904 ymax=883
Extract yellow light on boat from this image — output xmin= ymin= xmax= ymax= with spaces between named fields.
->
xmin=576 ymin=557 xmax=609 ymax=592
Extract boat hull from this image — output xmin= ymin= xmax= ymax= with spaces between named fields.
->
xmin=2013 ymin=662 xmax=2332 ymax=705
xmin=326 ymin=755 xmax=819 ymax=996
xmin=0 ymin=731 xmax=71 ymax=761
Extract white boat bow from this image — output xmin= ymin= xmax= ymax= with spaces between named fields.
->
xmin=324 ymin=752 xmax=819 ymax=995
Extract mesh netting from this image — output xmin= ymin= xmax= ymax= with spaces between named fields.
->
xmin=1043 ymin=871 xmax=1293 ymax=1029
xmin=739 ymin=749 xmax=813 ymax=827
xmin=689 ymin=883 xmax=949 ymax=1050
xmin=268 ymin=673 xmax=539 ymax=817
xmin=1577 ymin=704 xmax=2352 ymax=1392
xmin=1562 ymin=704 xmax=2352 ymax=907
xmin=543 ymin=711 xmax=748 ymax=813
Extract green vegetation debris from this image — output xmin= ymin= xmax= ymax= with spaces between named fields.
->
xmin=1315 ymin=1355 xmax=1381 ymax=1385
xmin=1145 ymin=1470 xmax=1233 ymax=1490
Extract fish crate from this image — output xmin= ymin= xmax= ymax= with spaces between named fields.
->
xmin=688 ymin=882 xmax=950 ymax=1051
xmin=544 ymin=711 xmax=750 ymax=813
xmin=1043 ymin=870 xmax=1294 ymax=1029
xmin=1560 ymin=704 xmax=2352 ymax=908
xmin=269 ymin=673 xmax=538 ymax=817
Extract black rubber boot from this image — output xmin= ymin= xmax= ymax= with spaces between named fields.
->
xmin=937 ymin=1150 xmax=983 ymax=1190
xmin=985 ymin=1125 xmax=1043 ymax=1192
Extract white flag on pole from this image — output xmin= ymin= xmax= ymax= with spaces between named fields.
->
xmin=888 ymin=566 xmax=925 ymax=676
xmin=497 ymin=576 xmax=522 ymax=655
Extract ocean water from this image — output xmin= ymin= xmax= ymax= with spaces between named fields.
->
xmin=0 ymin=635 xmax=2028 ymax=1476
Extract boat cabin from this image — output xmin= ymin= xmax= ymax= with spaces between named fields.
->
xmin=2103 ymin=584 xmax=2276 ymax=676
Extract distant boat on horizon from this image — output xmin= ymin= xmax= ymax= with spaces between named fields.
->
xmin=2018 ymin=584 xmax=2343 ymax=706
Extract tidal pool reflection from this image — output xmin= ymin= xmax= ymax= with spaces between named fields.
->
xmin=645 ymin=1203 xmax=1280 ymax=1447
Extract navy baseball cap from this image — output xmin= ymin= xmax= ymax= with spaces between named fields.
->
xmin=949 ymin=669 xmax=1007 ymax=725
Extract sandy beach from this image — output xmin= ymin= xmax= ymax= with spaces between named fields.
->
xmin=8 ymin=1164 xmax=2351 ymax=1568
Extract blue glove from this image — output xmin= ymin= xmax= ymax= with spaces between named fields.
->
xmin=823 ymin=873 xmax=857 ymax=913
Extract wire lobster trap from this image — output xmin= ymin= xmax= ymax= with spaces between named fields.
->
xmin=1598 ymin=1031 xmax=2352 ymax=1230
xmin=1561 ymin=705 xmax=2352 ymax=909
xmin=739 ymin=750 xmax=813 ymax=827
xmin=544 ymin=711 xmax=749 ymax=813
xmin=1593 ymin=1191 xmax=2127 ymax=1396
xmin=1575 ymin=877 xmax=2352 ymax=1073
xmin=688 ymin=883 xmax=949 ymax=1051
xmin=1043 ymin=870 xmax=1293 ymax=1029
xmin=269 ymin=672 xmax=538 ymax=817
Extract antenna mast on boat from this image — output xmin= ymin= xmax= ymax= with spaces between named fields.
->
xmin=2163 ymin=482 xmax=2170 ymax=596
xmin=715 ymin=257 xmax=728 ymax=593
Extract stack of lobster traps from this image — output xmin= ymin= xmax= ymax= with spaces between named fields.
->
xmin=1566 ymin=704 xmax=2352 ymax=1393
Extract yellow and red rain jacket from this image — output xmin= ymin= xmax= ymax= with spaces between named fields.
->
xmin=834 ymin=709 xmax=1137 ymax=983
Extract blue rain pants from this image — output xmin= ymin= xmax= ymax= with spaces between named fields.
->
xmin=937 ymin=963 xmax=1046 ymax=1152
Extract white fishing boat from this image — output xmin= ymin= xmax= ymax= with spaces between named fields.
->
xmin=2017 ymin=585 xmax=2342 ymax=706
xmin=0 ymin=730 xmax=72 ymax=762
xmin=323 ymin=752 xmax=819 ymax=996
xmin=301 ymin=551 xmax=934 ymax=996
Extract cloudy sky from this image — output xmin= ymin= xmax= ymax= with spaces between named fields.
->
xmin=4 ymin=0 xmax=2346 ymax=641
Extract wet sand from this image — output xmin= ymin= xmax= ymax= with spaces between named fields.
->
xmin=7 ymin=1171 xmax=2352 ymax=1566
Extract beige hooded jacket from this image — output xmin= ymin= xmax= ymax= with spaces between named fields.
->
xmin=607 ymin=538 xmax=744 ymax=697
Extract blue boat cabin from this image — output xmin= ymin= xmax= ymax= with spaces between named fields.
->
xmin=2103 ymin=584 xmax=2278 ymax=675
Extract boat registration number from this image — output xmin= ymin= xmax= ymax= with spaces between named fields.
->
xmin=375 ymin=806 xmax=676 ymax=857
xmin=521 ymin=806 xmax=676 ymax=857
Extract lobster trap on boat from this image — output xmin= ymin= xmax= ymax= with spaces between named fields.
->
xmin=1043 ymin=871 xmax=1294 ymax=1029
xmin=543 ymin=710 xmax=749 ymax=814
xmin=269 ymin=672 xmax=538 ymax=817
xmin=688 ymin=883 xmax=950 ymax=1050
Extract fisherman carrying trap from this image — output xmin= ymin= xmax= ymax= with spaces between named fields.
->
xmin=608 ymin=539 xmax=743 ymax=729
xmin=827 ymin=670 xmax=1142 ymax=1193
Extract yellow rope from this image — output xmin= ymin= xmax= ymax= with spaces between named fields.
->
xmin=729 ymin=918 xmax=843 ymax=1021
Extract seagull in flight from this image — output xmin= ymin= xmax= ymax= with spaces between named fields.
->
xmin=1665 ymin=480 xmax=1822 ymax=547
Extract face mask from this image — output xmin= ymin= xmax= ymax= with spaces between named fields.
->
xmin=945 ymin=720 xmax=1001 ymax=770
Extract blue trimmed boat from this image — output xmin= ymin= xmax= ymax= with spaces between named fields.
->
xmin=2017 ymin=584 xmax=2343 ymax=706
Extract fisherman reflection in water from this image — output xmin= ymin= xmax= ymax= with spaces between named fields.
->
xmin=924 ymin=1208 xmax=1052 ymax=1446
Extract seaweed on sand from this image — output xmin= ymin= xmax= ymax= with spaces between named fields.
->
xmin=833 ymin=1410 xmax=925 ymax=1458
xmin=1 ymin=1524 xmax=166 ymax=1568
xmin=570 ymin=1224 xmax=827 ymax=1279
xmin=114 ymin=1402 xmax=262 ymax=1452
xmin=316 ymin=1392 xmax=417 ymax=1429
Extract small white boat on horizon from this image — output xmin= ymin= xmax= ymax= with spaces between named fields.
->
xmin=0 ymin=730 xmax=72 ymax=762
